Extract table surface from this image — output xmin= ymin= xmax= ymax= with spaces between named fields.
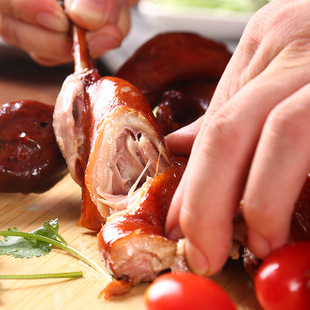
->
xmin=0 ymin=44 xmax=262 ymax=310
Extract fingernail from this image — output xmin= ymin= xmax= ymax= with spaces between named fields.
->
xmin=186 ymin=240 xmax=209 ymax=276
xmin=36 ymin=11 xmax=69 ymax=32
xmin=87 ymin=34 xmax=121 ymax=55
xmin=167 ymin=226 xmax=184 ymax=241
xmin=69 ymin=0 xmax=108 ymax=23
xmin=248 ymin=229 xmax=271 ymax=259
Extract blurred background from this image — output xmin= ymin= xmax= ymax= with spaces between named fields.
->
xmin=0 ymin=0 xmax=271 ymax=73
xmin=0 ymin=0 xmax=270 ymax=105
xmin=101 ymin=0 xmax=271 ymax=73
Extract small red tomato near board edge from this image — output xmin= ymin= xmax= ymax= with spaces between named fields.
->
xmin=144 ymin=272 xmax=237 ymax=310
xmin=255 ymin=241 xmax=310 ymax=310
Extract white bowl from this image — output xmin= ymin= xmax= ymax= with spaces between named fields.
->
xmin=137 ymin=1 xmax=255 ymax=40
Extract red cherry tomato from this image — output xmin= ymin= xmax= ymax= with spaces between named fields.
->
xmin=255 ymin=241 xmax=310 ymax=310
xmin=144 ymin=272 xmax=237 ymax=310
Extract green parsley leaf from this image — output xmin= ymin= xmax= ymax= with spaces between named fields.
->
xmin=0 ymin=219 xmax=112 ymax=282
xmin=0 ymin=219 xmax=59 ymax=258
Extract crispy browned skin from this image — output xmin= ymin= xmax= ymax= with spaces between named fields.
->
xmin=53 ymin=25 xmax=104 ymax=231
xmin=53 ymin=24 xmax=190 ymax=297
xmin=115 ymin=32 xmax=232 ymax=108
xmin=77 ymin=184 xmax=106 ymax=232
xmin=0 ymin=100 xmax=68 ymax=193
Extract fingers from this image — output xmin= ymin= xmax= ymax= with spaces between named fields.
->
xmin=165 ymin=0 xmax=310 ymax=278
xmin=65 ymin=0 xmax=131 ymax=60
xmin=0 ymin=0 xmax=70 ymax=65
xmin=165 ymin=116 xmax=203 ymax=156
xmin=0 ymin=0 xmax=68 ymax=32
xmin=0 ymin=14 xmax=73 ymax=66
xmin=86 ymin=5 xmax=131 ymax=59
xmin=0 ymin=0 xmax=132 ymax=66
xmin=165 ymin=118 xmax=205 ymax=239
xmin=65 ymin=0 xmax=127 ymax=30
xmin=243 ymin=82 xmax=310 ymax=259
xmin=166 ymin=44 xmax=310 ymax=275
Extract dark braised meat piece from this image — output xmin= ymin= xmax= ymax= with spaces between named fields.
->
xmin=115 ymin=32 xmax=232 ymax=108
xmin=0 ymin=100 xmax=68 ymax=193
xmin=290 ymin=174 xmax=310 ymax=241
xmin=156 ymin=81 xmax=217 ymax=135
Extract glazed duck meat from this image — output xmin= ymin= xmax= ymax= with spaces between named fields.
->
xmin=53 ymin=23 xmax=190 ymax=296
xmin=115 ymin=32 xmax=232 ymax=108
xmin=53 ymin=25 xmax=173 ymax=228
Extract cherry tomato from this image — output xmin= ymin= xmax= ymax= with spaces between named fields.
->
xmin=255 ymin=241 xmax=310 ymax=310
xmin=144 ymin=272 xmax=237 ymax=310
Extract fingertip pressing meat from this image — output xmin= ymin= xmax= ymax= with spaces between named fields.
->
xmin=232 ymin=174 xmax=310 ymax=280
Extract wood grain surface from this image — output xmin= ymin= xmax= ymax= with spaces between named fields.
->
xmin=0 ymin=176 xmax=262 ymax=310
xmin=0 ymin=44 xmax=262 ymax=310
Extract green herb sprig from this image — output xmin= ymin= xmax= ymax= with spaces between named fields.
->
xmin=0 ymin=219 xmax=112 ymax=282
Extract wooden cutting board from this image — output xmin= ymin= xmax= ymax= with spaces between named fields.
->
xmin=0 ymin=175 xmax=262 ymax=310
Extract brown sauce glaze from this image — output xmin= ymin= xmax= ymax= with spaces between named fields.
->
xmin=0 ymin=100 xmax=68 ymax=193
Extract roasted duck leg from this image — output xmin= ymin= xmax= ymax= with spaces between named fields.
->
xmin=53 ymin=24 xmax=173 ymax=229
xmin=53 ymin=21 xmax=189 ymax=297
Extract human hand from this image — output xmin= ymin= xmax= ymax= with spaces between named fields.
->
xmin=0 ymin=0 xmax=137 ymax=66
xmin=165 ymin=0 xmax=310 ymax=276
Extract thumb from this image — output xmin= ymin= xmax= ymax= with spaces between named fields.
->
xmin=65 ymin=0 xmax=127 ymax=31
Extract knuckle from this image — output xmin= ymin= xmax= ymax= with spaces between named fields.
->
xmin=179 ymin=201 xmax=200 ymax=230
xmin=267 ymin=104 xmax=309 ymax=142
xmin=243 ymin=199 xmax=271 ymax=225
xmin=201 ymin=110 xmax=243 ymax=154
